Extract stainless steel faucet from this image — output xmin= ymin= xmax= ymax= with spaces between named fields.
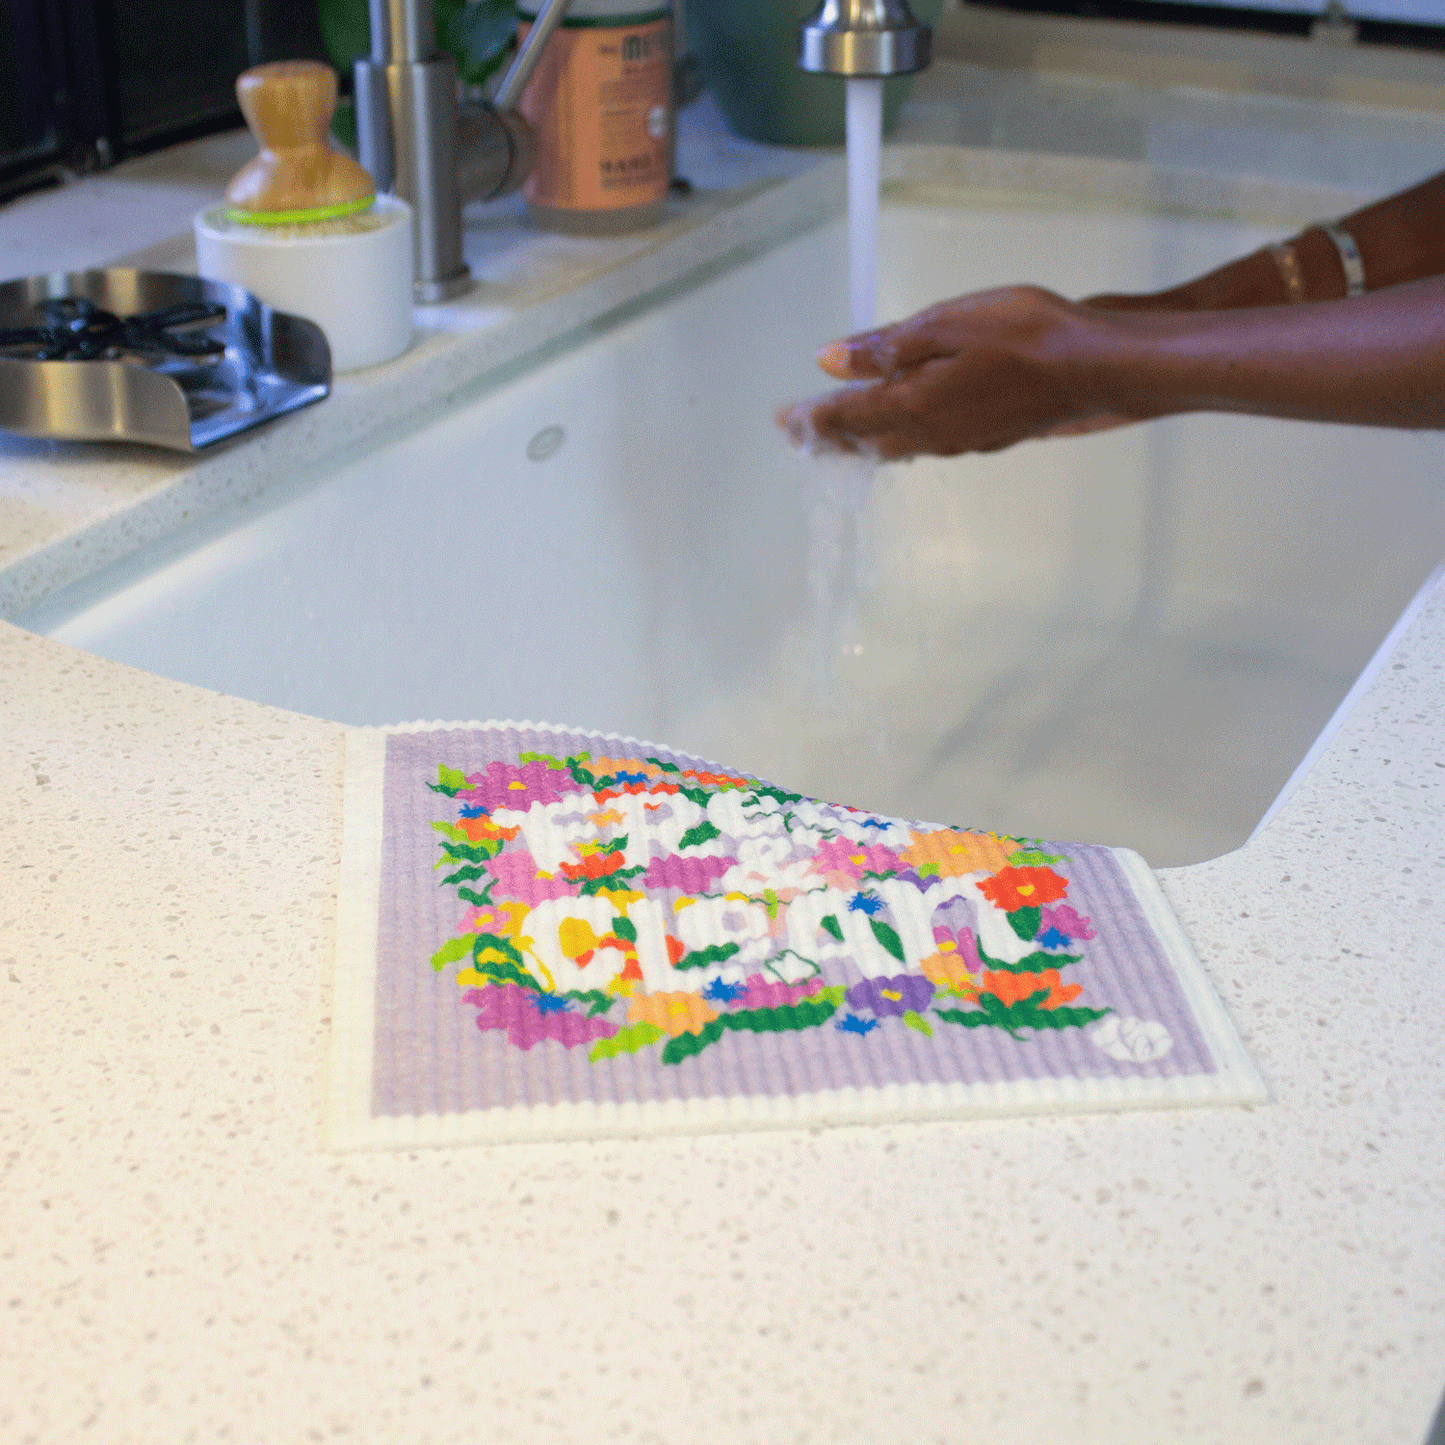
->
xmin=798 ymin=0 xmax=932 ymax=77
xmin=354 ymin=0 xmax=573 ymax=303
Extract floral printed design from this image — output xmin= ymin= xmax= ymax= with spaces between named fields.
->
xmin=427 ymin=747 xmax=1113 ymax=1067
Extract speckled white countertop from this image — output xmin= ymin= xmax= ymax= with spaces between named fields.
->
xmin=2 ymin=20 xmax=1444 ymax=1444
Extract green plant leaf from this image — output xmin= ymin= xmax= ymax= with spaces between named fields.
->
xmin=437 ymin=0 xmax=519 ymax=87
xmin=981 ymin=949 xmax=1083 ymax=974
xmin=678 ymin=820 xmax=721 ymax=850
xmin=902 ymin=1009 xmax=933 ymax=1037
xmin=611 ymin=914 xmax=638 ymax=943
xmin=430 ymin=934 xmax=478 ymax=972
xmin=934 ymin=1008 xmax=990 ymax=1028
xmin=318 ymin=0 xmax=372 ymax=73
xmin=646 ymin=757 xmax=681 ymax=773
xmin=869 ymin=918 xmax=905 ymax=962
xmin=819 ymin=913 xmax=843 ymax=942
xmin=568 ymin=989 xmax=616 ymax=1018
xmin=441 ymin=864 xmax=491 ymax=886
xmin=456 ymin=884 xmax=495 ymax=907
xmin=673 ymin=941 xmax=740 ymax=971
xmin=1007 ymin=849 xmax=1068 ymax=867
xmin=589 ymin=1022 xmax=664 ymax=1061
xmin=518 ymin=750 xmax=568 ymax=769
xmin=1006 ymin=906 xmax=1042 ymax=941
xmin=661 ymin=1019 xmax=727 ymax=1064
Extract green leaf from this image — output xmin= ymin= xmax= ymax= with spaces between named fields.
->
xmin=661 ymin=1019 xmax=727 ymax=1064
xmin=436 ymin=0 xmax=519 ymax=87
xmin=678 ymin=820 xmax=721 ymax=850
xmin=677 ymin=785 xmax=713 ymax=809
xmin=435 ymin=838 xmax=503 ymax=864
xmin=673 ymin=941 xmax=741 ymax=971
xmin=430 ymin=818 xmax=470 ymax=843
xmin=567 ymin=989 xmax=616 ymax=1018
xmin=646 ymin=757 xmax=681 ymax=773
xmin=1006 ymin=906 xmax=1042 ymax=942
xmin=719 ymin=996 xmax=838 ymax=1037
xmin=611 ymin=914 xmax=638 ymax=943
xmin=430 ymin=934 xmax=478 ymax=972
xmin=318 ymin=0 xmax=372 ymax=73
xmin=902 ymin=1009 xmax=933 ymax=1037
xmin=589 ymin=1022 xmax=664 ymax=1061
xmin=456 ymin=884 xmax=495 ymax=907
xmin=577 ymin=866 xmax=646 ymax=896
xmin=982 ymin=949 xmax=1083 ymax=975
xmin=441 ymin=864 xmax=491 ymax=886
xmin=934 ymin=1008 xmax=991 ymax=1028
xmin=518 ymin=751 xmax=567 ymax=769
xmin=1007 ymin=849 xmax=1068 ymax=867
xmin=819 ymin=913 xmax=844 ymax=942
xmin=1014 ymin=1004 xmax=1110 ymax=1031
xmin=869 ymin=918 xmax=905 ymax=962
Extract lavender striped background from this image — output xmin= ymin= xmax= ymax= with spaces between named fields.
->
xmin=371 ymin=725 xmax=1219 ymax=1120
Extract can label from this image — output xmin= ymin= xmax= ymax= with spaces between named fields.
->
xmin=518 ymin=16 xmax=672 ymax=212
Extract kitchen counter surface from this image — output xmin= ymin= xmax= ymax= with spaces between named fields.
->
xmin=3 ymin=24 xmax=1443 ymax=1444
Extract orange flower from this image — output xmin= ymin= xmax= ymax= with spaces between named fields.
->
xmin=457 ymin=814 xmax=521 ymax=844
xmin=920 ymin=952 xmax=979 ymax=1000
xmin=899 ymin=829 xmax=1016 ymax=878
xmin=982 ymin=969 xmax=1082 ymax=1010
xmin=627 ymin=990 xmax=719 ymax=1037
xmin=560 ymin=851 xmax=626 ymax=883
xmin=977 ymin=865 xmax=1068 ymax=913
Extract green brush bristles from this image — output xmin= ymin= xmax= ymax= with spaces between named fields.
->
xmin=223 ymin=195 xmax=375 ymax=226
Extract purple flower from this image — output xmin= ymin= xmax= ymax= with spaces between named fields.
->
xmin=1039 ymin=903 xmax=1096 ymax=944
xmin=845 ymin=973 xmax=935 ymax=1017
xmin=464 ymin=984 xmax=617 ymax=1050
xmin=458 ymin=759 xmax=583 ymax=813
xmin=642 ymin=853 xmax=737 ymax=892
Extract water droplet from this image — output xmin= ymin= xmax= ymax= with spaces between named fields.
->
xmin=526 ymin=425 xmax=565 ymax=463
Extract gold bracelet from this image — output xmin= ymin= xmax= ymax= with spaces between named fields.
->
xmin=1267 ymin=241 xmax=1307 ymax=304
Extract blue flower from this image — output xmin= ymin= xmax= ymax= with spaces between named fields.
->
xmin=459 ymin=804 xmax=488 ymax=818
xmin=1038 ymin=927 xmax=1071 ymax=950
xmin=532 ymin=992 xmax=571 ymax=1015
xmin=704 ymin=978 xmax=747 ymax=1004
xmin=848 ymin=893 xmax=885 ymax=916
xmin=836 ymin=1014 xmax=878 ymax=1035
xmin=859 ymin=817 xmax=891 ymax=830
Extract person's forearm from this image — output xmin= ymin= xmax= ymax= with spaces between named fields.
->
xmin=1092 ymin=170 xmax=1445 ymax=312
xmin=1074 ymin=274 xmax=1445 ymax=428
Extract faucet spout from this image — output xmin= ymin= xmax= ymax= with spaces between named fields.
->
xmin=354 ymin=0 xmax=575 ymax=302
xmin=798 ymin=0 xmax=931 ymax=77
xmin=354 ymin=0 xmax=472 ymax=302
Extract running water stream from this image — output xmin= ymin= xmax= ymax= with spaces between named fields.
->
xmin=805 ymin=77 xmax=885 ymax=705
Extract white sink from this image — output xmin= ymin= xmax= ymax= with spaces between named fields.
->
xmin=20 ymin=187 xmax=1445 ymax=865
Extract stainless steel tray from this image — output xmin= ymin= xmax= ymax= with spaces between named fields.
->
xmin=0 ymin=269 xmax=330 ymax=452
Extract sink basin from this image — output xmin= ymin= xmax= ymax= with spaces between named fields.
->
xmin=20 ymin=185 xmax=1445 ymax=865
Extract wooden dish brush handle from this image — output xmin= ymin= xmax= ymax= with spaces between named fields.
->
xmin=224 ymin=60 xmax=375 ymax=223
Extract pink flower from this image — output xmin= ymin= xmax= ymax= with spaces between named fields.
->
xmin=740 ymin=974 xmax=824 ymax=1011
xmin=464 ymin=985 xmax=617 ymax=1050
xmin=809 ymin=837 xmax=901 ymax=888
xmin=1039 ymin=904 xmax=1096 ymax=943
xmin=486 ymin=850 xmax=580 ymax=903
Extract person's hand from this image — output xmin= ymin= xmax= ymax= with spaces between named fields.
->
xmin=778 ymin=285 xmax=1143 ymax=459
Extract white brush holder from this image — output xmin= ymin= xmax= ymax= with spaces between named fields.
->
xmin=194 ymin=194 xmax=414 ymax=372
